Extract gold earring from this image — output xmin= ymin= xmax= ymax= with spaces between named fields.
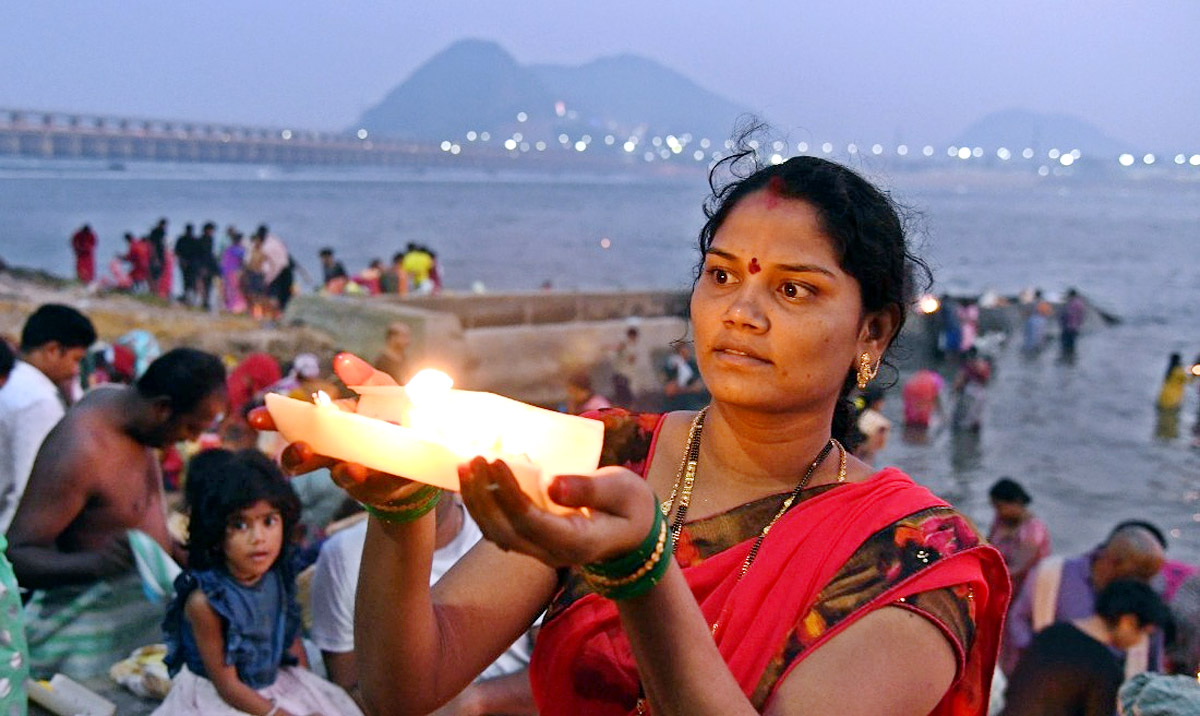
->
xmin=857 ymin=352 xmax=878 ymax=389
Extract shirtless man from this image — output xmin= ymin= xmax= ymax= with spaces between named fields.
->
xmin=7 ymin=347 xmax=226 ymax=678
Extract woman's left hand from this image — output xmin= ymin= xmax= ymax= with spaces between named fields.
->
xmin=458 ymin=458 xmax=658 ymax=569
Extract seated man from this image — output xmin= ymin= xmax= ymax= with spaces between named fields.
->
xmin=0 ymin=303 xmax=96 ymax=532
xmin=7 ymin=348 xmax=227 ymax=679
xmin=310 ymin=492 xmax=538 ymax=714
xmin=1001 ymin=579 xmax=1170 ymax=716
xmin=1002 ymin=523 xmax=1165 ymax=677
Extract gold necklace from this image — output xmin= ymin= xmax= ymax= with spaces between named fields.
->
xmin=661 ymin=409 xmax=846 ymax=629
xmin=636 ymin=413 xmax=845 ymax=715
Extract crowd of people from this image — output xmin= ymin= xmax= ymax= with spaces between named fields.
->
xmin=923 ymin=290 xmax=1200 ymax=447
xmin=71 ymin=221 xmax=449 ymax=325
xmin=933 ymin=288 xmax=1085 ymax=366
xmin=0 ymin=147 xmax=1184 ymax=716
xmin=983 ymin=471 xmax=1200 ymax=715
xmin=318 ymin=244 xmax=443 ymax=297
xmin=73 ymin=219 xmax=299 ymax=321
xmin=0 ymin=306 xmax=539 ymax=714
xmin=1017 ymin=288 xmax=1087 ymax=362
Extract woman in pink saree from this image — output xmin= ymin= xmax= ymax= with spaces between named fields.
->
xmin=219 ymin=228 xmax=247 ymax=314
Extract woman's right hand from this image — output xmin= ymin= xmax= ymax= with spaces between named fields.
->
xmin=246 ymin=352 xmax=421 ymax=508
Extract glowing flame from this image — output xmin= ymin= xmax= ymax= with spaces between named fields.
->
xmin=1191 ymin=364 xmax=1200 ymax=378
xmin=918 ymin=295 xmax=941 ymax=314
xmin=405 ymin=369 xmax=454 ymax=405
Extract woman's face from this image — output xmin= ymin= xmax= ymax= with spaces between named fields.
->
xmin=691 ymin=190 xmax=894 ymax=414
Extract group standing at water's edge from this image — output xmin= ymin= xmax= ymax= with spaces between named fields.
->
xmin=254 ymin=151 xmax=1009 ymax=715
xmin=67 ymin=218 xmax=450 ymax=329
xmin=318 ymin=242 xmax=443 ymax=297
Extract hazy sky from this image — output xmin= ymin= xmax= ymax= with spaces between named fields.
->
xmin=2 ymin=2 xmax=1196 ymax=151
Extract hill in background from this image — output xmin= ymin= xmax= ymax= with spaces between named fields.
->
xmin=356 ymin=39 xmax=758 ymax=145
xmin=954 ymin=108 xmax=1128 ymax=158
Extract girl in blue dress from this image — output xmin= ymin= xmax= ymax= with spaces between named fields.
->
xmin=155 ymin=449 xmax=361 ymax=716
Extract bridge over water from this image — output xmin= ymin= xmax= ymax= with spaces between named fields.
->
xmin=0 ymin=107 xmax=628 ymax=170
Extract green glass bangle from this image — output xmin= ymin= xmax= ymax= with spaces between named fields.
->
xmin=363 ymin=484 xmax=442 ymax=524
xmin=581 ymin=503 xmax=673 ymax=600
xmin=601 ymin=541 xmax=672 ymax=600
xmin=583 ymin=503 xmax=665 ymax=579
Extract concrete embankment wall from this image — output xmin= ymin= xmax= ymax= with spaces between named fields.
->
xmin=286 ymin=291 xmax=690 ymax=405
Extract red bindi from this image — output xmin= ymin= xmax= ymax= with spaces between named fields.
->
xmin=748 ymin=258 xmax=762 ymax=274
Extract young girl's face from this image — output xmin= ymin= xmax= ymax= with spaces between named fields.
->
xmin=224 ymin=499 xmax=284 ymax=585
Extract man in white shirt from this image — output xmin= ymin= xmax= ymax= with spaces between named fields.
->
xmin=0 ymin=304 xmax=95 ymax=532
xmin=310 ymin=493 xmax=538 ymax=714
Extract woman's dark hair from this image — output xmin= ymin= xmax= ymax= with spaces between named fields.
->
xmin=1096 ymin=579 xmax=1171 ymax=629
xmin=186 ymin=448 xmax=301 ymax=571
xmin=697 ymin=125 xmax=931 ymax=443
xmin=988 ymin=477 xmax=1032 ymax=505
xmin=136 ymin=348 xmax=227 ymax=415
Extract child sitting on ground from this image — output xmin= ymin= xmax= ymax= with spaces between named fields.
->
xmin=155 ymin=448 xmax=361 ymax=716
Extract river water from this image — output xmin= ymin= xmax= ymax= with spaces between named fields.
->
xmin=1 ymin=158 xmax=1198 ymax=561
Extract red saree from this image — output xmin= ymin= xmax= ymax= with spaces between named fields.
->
xmin=530 ymin=413 xmax=1009 ymax=715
